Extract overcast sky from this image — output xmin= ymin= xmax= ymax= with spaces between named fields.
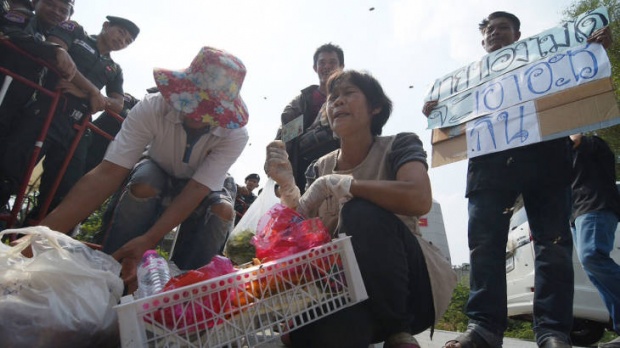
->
xmin=72 ymin=0 xmax=577 ymax=265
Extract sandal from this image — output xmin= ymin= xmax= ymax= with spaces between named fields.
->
xmin=443 ymin=329 xmax=492 ymax=348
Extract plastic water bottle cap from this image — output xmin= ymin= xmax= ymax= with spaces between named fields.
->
xmin=143 ymin=250 xmax=158 ymax=258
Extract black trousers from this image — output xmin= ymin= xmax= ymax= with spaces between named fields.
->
xmin=289 ymin=198 xmax=434 ymax=348
xmin=0 ymin=96 xmax=89 ymax=218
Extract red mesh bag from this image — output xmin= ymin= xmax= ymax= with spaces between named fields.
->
xmin=251 ymin=203 xmax=331 ymax=262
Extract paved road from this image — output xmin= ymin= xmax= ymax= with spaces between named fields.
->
xmin=256 ymin=329 xmax=592 ymax=347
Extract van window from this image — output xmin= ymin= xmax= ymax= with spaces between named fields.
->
xmin=509 ymin=207 xmax=528 ymax=231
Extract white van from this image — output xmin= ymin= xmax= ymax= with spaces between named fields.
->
xmin=419 ymin=199 xmax=452 ymax=264
xmin=505 ymin=191 xmax=620 ymax=346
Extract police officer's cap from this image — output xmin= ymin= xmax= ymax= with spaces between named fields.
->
xmin=106 ymin=16 xmax=139 ymax=39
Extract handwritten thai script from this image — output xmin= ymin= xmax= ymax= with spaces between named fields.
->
xmin=425 ymin=6 xmax=609 ymax=129
xmin=427 ymin=42 xmax=611 ymax=129
xmin=466 ymin=101 xmax=541 ymax=158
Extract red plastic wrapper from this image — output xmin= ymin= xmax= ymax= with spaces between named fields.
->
xmin=152 ymin=255 xmax=236 ymax=332
xmin=251 ymin=203 xmax=331 ymax=262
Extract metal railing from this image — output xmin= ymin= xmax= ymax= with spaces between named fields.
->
xmin=0 ymin=39 xmax=123 ymax=233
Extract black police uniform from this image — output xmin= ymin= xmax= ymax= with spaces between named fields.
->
xmin=3 ymin=20 xmax=125 ymax=219
xmin=39 ymin=20 xmax=124 ymax=215
xmin=43 ymin=20 xmax=124 ymax=143
xmin=0 ymin=8 xmax=63 ymax=208
xmin=0 ymin=8 xmax=57 ymax=137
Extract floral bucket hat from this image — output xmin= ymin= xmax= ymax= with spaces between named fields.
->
xmin=153 ymin=47 xmax=248 ymax=129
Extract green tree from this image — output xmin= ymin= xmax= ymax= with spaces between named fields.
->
xmin=436 ymin=279 xmax=535 ymax=340
xmin=78 ymin=200 xmax=108 ymax=244
xmin=564 ymin=0 xmax=620 ymax=179
xmin=436 ymin=281 xmax=469 ymax=332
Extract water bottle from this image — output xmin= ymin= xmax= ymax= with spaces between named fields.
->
xmin=136 ymin=250 xmax=171 ymax=298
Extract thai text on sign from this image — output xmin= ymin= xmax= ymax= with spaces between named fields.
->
xmin=425 ymin=7 xmax=610 ymax=130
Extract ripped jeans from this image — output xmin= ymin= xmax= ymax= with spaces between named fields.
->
xmin=101 ymin=158 xmax=236 ymax=270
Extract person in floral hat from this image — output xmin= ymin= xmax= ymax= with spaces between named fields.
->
xmin=39 ymin=47 xmax=249 ymax=291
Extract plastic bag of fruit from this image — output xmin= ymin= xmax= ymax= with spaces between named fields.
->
xmin=251 ymin=203 xmax=330 ymax=262
xmin=225 ymin=179 xmax=280 ymax=265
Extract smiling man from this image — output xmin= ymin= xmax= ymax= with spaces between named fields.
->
xmin=34 ymin=15 xmax=139 ymax=219
xmin=276 ymin=43 xmax=344 ymax=193
xmin=0 ymin=0 xmax=76 ymax=210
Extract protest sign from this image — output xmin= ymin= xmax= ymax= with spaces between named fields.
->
xmin=426 ymin=7 xmax=620 ymax=167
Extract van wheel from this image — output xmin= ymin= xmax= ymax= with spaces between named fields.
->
xmin=570 ymin=319 xmax=605 ymax=347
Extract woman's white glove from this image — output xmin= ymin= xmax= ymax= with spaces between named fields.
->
xmin=264 ymin=140 xmax=300 ymax=209
xmin=298 ymin=174 xmax=353 ymax=218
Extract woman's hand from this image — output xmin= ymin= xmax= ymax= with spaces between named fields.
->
xmin=265 ymin=141 xmax=294 ymax=184
xmin=298 ymin=174 xmax=353 ymax=217
xmin=265 ymin=140 xmax=300 ymax=208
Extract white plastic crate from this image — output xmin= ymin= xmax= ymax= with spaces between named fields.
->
xmin=115 ymin=236 xmax=367 ymax=347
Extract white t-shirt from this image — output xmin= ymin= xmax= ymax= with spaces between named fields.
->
xmin=104 ymin=93 xmax=249 ymax=191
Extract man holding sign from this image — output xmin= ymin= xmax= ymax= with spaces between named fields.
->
xmin=423 ymin=11 xmax=613 ymax=348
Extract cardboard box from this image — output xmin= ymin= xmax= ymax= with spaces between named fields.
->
xmin=430 ymin=78 xmax=620 ymax=167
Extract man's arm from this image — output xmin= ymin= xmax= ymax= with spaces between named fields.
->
xmin=46 ymin=35 xmax=106 ymax=112
xmin=2 ymin=29 xmax=77 ymax=80
xmin=104 ymin=91 xmax=124 ymax=114
xmin=280 ymin=94 xmax=303 ymax=126
xmin=587 ymin=26 xmax=613 ymax=49
xmin=41 ymin=160 xmax=130 ymax=233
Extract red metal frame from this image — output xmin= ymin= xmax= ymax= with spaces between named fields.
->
xmin=0 ymin=40 xmax=123 ymax=231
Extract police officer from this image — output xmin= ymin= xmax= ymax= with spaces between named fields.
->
xmin=0 ymin=0 xmax=76 ymax=135
xmin=0 ymin=0 xmax=75 ymax=210
xmin=4 ymin=15 xmax=139 ymax=222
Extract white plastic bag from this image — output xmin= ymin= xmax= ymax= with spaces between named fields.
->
xmin=224 ymin=178 xmax=280 ymax=264
xmin=0 ymin=226 xmax=124 ymax=348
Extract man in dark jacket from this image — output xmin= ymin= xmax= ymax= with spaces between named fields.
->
xmin=276 ymin=43 xmax=344 ymax=193
xmin=570 ymin=134 xmax=620 ymax=348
